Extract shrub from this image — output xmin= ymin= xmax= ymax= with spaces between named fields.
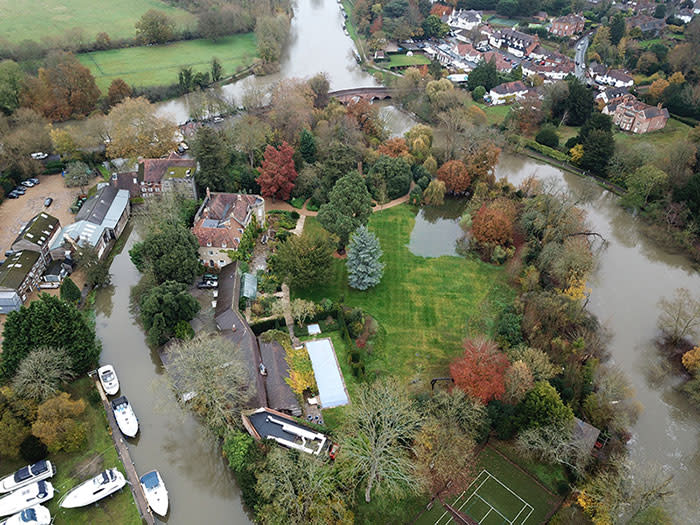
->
xmin=525 ymin=139 xmax=569 ymax=162
xmin=20 ymin=435 xmax=47 ymax=463
xmin=535 ymin=124 xmax=559 ymax=149
xmin=495 ymin=305 xmax=523 ymax=347
xmin=473 ymin=86 xmax=486 ymax=102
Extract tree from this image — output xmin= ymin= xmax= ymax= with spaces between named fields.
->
xmin=504 ymin=360 xmax=534 ymax=404
xmin=519 ymin=381 xmax=574 ymax=428
xmin=59 ymin=277 xmax=81 ymax=304
xmin=272 ymin=232 xmax=334 ymax=289
xmin=95 ymin=32 xmax=111 ymax=50
xmin=22 ymin=52 xmax=100 ymax=121
xmin=231 ymin=114 xmax=271 ymax=167
xmin=256 ymin=448 xmax=353 ymax=525
xmin=657 ymin=288 xmax=700 ymax=344
xmin=346 ymin=226 xmax=384 ymax=290
xmin=582 ymin=366 xmax=640 ymax=434
xmin=471 ymin=205 xmax=513 ymax=247
xmin=32 ymin=392 xmax=87 ymax=453
xmin=609 ymin=13 xmax=626 ymax=45
xmin=649 ymin=78 xmax=670 ymax=101
xmin=308 ymin=73 xmax=331 ymax=108
xmin=0 ymin=409 xmax=30 ymax=459
xmin=377 ymin=137 xmax=412 ymax=160
xmin=106 ymin=97 xmax=177 ymax=160
xmin=289 ymin=299 xmax=317 ymax=326
xmin=450 ymin=338 xmax=510 ymax=403
xmin=1 ymin=294 xmax=101 ymax=379
xmin=516 ymin=421 xmax=592 ymax=475
xmin=510 ymin=347 xmax=559 ymax=381
xmin=256 ymin=14 xmax=290 ymax=63
xmin=622 ymin=165 xmax=668 ymax=209
xmin=422 ymin=14 xmax=449 ymax=38
xmin=566 ymin=77 xmax=594 ymax=126
xmin=257 ymin=142 xmax=298 ymax=201
xmin=422 ymin=179 xmax=446 ymax=206
xmin=318 ymin=171 xmax=373 ymax=249
xmin=682 ymin=346 xmax=700 ymax=373
xmin=580 ymin=128 xmax=615 ymax=175
xmin=468 ymin=58 xmax=499 ymax=91
xmin=368 ymin=155 xmax=411 ymax=200
xmin=472 ymin=85 xmax=486 ymax=102
xmin=130 ymin=223 xmax=201 ymax=284
xmin=140 ymin=281 xmax=200 ymax=346
xmin=63 ymin=161 xmax=91 ymax=193
xmin=191 ymin=126 xmax=230 ymax=192
xmin=74 ymin=243 xmax=111 ymax=288
xmin=437 ymin=159 xmax=470 ymax=194
xmin=0 ymin=60 xmax=24 ymax=114
xmin=536 ymin=124 xmax=559 ymax=148
xmin=12 ymin=348 xmax=74 ymax=402
xmin=339 ymin=379 xmax=423 ymax=503
xmin=299 ymin=129 xmax=317 ymax=164
xmin=166 ymin=334 xmax=252 ymax=435
xmin=107 ymin=78 xmax=132 ymax=107
xmin=135 ymin=9 xmax=175 ymax=44
xmin=210 ymin=57 xmax=223 ymax=82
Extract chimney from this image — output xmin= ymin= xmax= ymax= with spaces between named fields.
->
xmin=657 ymin=102 xmax=662 ymax=109
xmin=206 ymin=187 xmax=211 ymax=200
xmin=237 ymin=194 xmax=242 ymax=201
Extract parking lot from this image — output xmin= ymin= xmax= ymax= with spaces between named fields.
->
xmin=0 ymin=173 xmax=98 ymax=256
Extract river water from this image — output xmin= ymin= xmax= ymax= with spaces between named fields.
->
xmin=93 ymin=0 xmax=700 ymax=521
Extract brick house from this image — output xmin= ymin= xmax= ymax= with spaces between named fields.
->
xmin=549 ymin=14 xmax=585 ymax=36
xmin=612 ymin=95 xmax=670 ymax=134
xmin=138 ymin=152 xmax=197 ymax=199
xmin=192 ymin=190 xmax=265 ymax=269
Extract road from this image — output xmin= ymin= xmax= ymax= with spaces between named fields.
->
xmin=574 ymin=35 xmax=589 ymax=80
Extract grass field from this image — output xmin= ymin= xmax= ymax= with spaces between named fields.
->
xmin=614 ymin=117 xmax=692 ymax=151
xmin=296 ymin=206 xmax=513 ymax=386
xmin=417 ymin=446 xmax=560 ymax=525
xmin=386 ymin=53 xmax=431 ymax=69
xmin=78 ymin=34 xmax=258 ymax=90
xmin=0 ymin=0 xmax=195 ymax=44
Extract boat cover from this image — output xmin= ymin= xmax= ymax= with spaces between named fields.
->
xmin=140 ymin=472 xmax=159 ymax=489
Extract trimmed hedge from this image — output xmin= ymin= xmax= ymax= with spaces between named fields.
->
xmin=250 ymin=316 xmax=286 ymax=335
xmin=524 ymin=139 xmax=569 ymax=162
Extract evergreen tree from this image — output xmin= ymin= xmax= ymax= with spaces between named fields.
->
xmin=468 ymin=58 xmax=499 ymax=91
xmin=211 ymin=57 xmax=223 ymax=82
xmin=147 ymin=313 xmax=168 ymax=347
xmin=609 ymin=13 xmax=626 ymax=45
xmin=299 ymin=129 xmax=317 ymax=163
xmin=59 ymin=277 xmax=81 ymax=304
xmin=318 ymin=171 xmax=373 ymax=249
xmin=346 ymin=226 xmax=384 ymax=290
xmin=191 ymin=126 xmax=230 ymax=193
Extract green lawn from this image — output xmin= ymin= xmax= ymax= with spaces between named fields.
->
xmin=78 ymin=34 xmax=258 ymax=90
xmin=613 ymin=117 xmax=692 ymax=152
xmin=296 ymin=206 xmax=513 ymax=387
xmin=386 ymin=53 xmax=431 ymax=69
xmin=0 ymin=0 xmax=194 ymax=44
xmin=0 ymin=378 xmax=141 ymax=525
xmin=416 ymin=446 xmax=560 ymax=525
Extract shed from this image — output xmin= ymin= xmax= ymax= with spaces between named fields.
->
xmin=573 ymin=417 xmax=600 ymax=452
xmin=240 ymin=273 xmax=258 ymax=301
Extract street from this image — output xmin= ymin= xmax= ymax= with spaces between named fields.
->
xmin=575 ymin=35 xmax=589 ymax=80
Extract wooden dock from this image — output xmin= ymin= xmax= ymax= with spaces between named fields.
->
xmin=90 ymin=373 xmax=155 ymax=525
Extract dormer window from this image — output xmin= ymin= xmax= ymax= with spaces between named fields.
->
xmin=221 ymin=243 xmax=227 ymax=248
xmin=206 ymin=242 xmax=212 ymax=247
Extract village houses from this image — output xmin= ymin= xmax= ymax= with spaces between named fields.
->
xmin=489 ymin=81 xmax=530 ymax=105
xmin=446 ymin=9 xmax=482 ymax=31
xmin=548 ymin=13 xmax=585 ymax=37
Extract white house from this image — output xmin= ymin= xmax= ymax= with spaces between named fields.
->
xmin=489 ymin=81 xmax=530 ymax=104
xmin=446 ymin=9 xmax=483 ymax=31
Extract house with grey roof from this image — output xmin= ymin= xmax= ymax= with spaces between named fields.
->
xmin=50 ymin=186 xmax=130 ymax=260
xmin=11 ymin=212 xmax=61 ymax=266
xmin=242 ymin=407 xmax=331 ymax=455
xmin=0 ymin=251 xmax=44 ymax=313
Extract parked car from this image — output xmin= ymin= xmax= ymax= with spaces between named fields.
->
xmin=4 ymin=250 xmax=15 ymax=257
xmin=29 ymin=178 xmax=39 ymax=185
xmin=14 ymin=186 xmax=26 ymax=194
xmin=203 ymin=273 xmax=218 ymax=281
xmin=44 ymin=197 xmax=53 ymax=207
xmin=259 ymin=363 xmax=268 ymax=376
xmin=6 ymin=191 xmax=19 ymax=199
xmin=196 ymin=280 xmax=217 ymax=289
xmin=21 ymin=180 xmax=35 ymax=187
xmin=329 ymin=443 xmax=340 ymax=460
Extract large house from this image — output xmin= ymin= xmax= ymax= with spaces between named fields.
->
xmin=595 ymin=68 xmax=634 ymax=89
xmin=138 ymin=153 xmax=197 ymax=199
xmin=489 ymin=81 xmax=530 ymax=104
xmin=522 ymin=53 xmax=575 ymax=81
xmin=242 ymin=407 xmax=332 ymax=456
xmin=11 ymin=212 xmax=61 ymax=266
xmin=0 ymin=251 xmax=44 ymax=313
xmin=446 ymin=9 xmax=482 ymax=31
xmin=626 ymin=14 xmax=665 ymax=36
xmin=549 ymin=13 xmax=585 ymax=36
xmin=487 ymin=28 xmax=539 ymax=57
xmin=596 ymin=86 xmax=629 ymax=105
xmin=611 ymin=95 xmax=669 ymax=134
xmin=192 ymin=190 xmax=265 ymax=269
xmin=50 ymin=186 xmax=131 ymax=260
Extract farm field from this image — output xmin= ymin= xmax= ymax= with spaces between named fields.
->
xmin=0 ymin=0 xmax=195 ymax=44
xmin=78 ymin=34 xmax=258 ymax=91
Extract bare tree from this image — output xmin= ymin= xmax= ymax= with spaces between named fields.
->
xmin=339 ymin=378 xmax=424 ymax=503
xmin=165 ymin=333 xmax=252 ymax=435
xmin=657 ymin=288 xmax=700 ymax=344
xmin=516 ymin=421 xmax=592 ymax=476
xmin=12 ymin=347 xmax=75 ymax=401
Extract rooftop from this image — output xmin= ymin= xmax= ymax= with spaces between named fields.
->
xmin=0 ymin=250 xmax=41 ymax=291
xmin=244 ymin=407 xmax=328 ymax=455
xmin=139 ymin=153 xmax=197 ymax=183
xmin=14 ymin=212 xmax=59 ymax=248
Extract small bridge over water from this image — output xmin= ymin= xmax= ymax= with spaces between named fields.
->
xmin=329 ymin=87 xmax=392 ymax=104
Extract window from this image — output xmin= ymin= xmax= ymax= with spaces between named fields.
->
xmin=221 ymin=243 xmax=227 ymax=248
xmin=219 ymin=260 xmax=225 ymax=265
xmin=209 ymin=250 xmax=214 ymax=255
xmin=206 ymin=242 xmax=212 ymax=247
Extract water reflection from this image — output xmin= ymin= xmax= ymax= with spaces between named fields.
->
xmin=408 ymin=200 xmax=466 ymax=257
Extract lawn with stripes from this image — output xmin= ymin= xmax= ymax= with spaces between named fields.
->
xmin=78 ymin=34 xmax=258 ymax=91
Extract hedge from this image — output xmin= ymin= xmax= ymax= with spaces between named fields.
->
xmin=250 ymin=316 xmax=286 ymax=335
xmin=524 ymin=139 xmax=570 ymax=162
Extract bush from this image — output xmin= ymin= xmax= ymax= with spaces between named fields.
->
xmin=60 ymin=277 xmax=81 ymax=304
xmin=473 ymin=86 xmax=486 ymax=102
xmin=524 ymin=139 xmax=569 ymax=162
xmin=495 ymin=305 xmax=523 ymax=347
xmin=250 ymin=317 xmax=286 ymax=335
xmin=535 ymin=125 xmax=559 ymax=149
xmin=289 ymin=197 xmax=305 ymax=209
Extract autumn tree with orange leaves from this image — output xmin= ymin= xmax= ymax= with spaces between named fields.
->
xmin=471 ymin=205 xmax=513 ymax=247
xmin=450 ymin=338 xmax=509 ymax=403
xmin=464 ymin=142 xmax=501 ymax=183
xmin=257 ymin=142 xmax=298 ymax=200
xmin=377 ymin=137 xmax=412 ymax=161
xmin=437 ymin=159 xmax=470 ymax=194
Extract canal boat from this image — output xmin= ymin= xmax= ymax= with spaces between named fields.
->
xmin=98 ymin=365 xmax=119 ymax=395
xmin=139 ymin=470 xmax=169 ymax=516
xmin=0 ymin=482 xmax=54 ymax=517
xmin=0 ymin=505 xmax=51 ymax=525
xmin=60 ymin=469 xmax=126 ymax=509
xmin=111 ymin=396 xmax=139 ymax=437
xmin=0 ymin=462 xmax=55 ymax=494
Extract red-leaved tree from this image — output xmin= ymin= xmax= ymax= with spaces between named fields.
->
xmin=256 ymin=141 xmax=298 ymax=200
xmin=450 ymin=337 xmax=509 ymax=403
xmin=471 ymin=204 xmax=513 ymax=246
xmin=377 ymin=137 xmax=411 ymax=160
xmin=437 ymin=160 xmax=470 ymax=194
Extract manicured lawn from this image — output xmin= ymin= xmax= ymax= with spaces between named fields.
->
xmin=78 ymin=34 xmax=258 ymax=90
xmin=415 ymin=446 xmax=560 ymax=525
xmin=386 ymin=53 xmax=431 ymax=69
xmin=614 ymin=117 xmax=692 ymax=152
xmin=296 ymin=206 xmax=514 ymax=388
xmin=0 ymin=378 xmax=141 ymax=525
xmin=487 ymin=16 xmax=520 ymax=27
xmin=470 ymin=100 xmax=512 ymax=126
xmin=0 ymin=0 xmax=194 ymax=44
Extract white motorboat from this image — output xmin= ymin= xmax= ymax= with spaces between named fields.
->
xmin=0 ymin=505 xmax=51 ymax=525
xmin=60 ymin=469 xmax=126 ymax=509
xmin=139 ymin=470 xmax=169 ymax=516
xmin=98 ymin=365 xmax=119 ymax=395
xmin=0 ymin=461 xmax=55 ymax=494
xmin=111 ymin=396 xmax=139 ymax=437
xmin=0 ymin=482 xmax=53 ymax=517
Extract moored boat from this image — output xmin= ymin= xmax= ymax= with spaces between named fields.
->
xmin=139 ymin=470 xmax=169 ymax=516
xmin=0 ymin=505 xmax=50 ymax=525
xmin=98 ymin=365 xmax=119 ymax=395
xmin=0 ymin=482 xmax=53 ymax=517
xmin=111 ymin=396 xmax=139 ymax=437
xmin=60 ymin=469 xmax=126 ymax=509
xmin=0 ymin=462 xmax=55 ymax=494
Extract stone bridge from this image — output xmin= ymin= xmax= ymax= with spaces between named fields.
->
xmin=329 ymin=86 xmax=392 ymax=104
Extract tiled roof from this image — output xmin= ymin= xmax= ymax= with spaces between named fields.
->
xmin=491 ymin=80 xmax=528 ymax=95
xmin=192 ymin=193 xmax=263 ymax=249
